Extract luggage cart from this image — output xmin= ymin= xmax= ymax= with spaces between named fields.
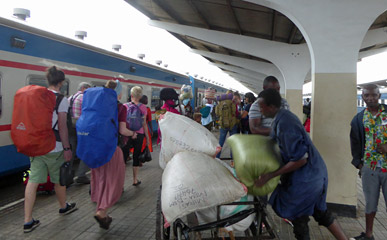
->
xmin=156 ymin=184 xmax=280 ymax=240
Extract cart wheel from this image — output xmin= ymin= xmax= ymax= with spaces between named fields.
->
xmin=156 ymin=185 xmax=170 ymax=240
xmin=175 ymin=222 xmax=183 ymax=240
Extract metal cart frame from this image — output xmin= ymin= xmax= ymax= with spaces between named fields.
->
xmin=156 ymin=185 xmax=280 ymax=240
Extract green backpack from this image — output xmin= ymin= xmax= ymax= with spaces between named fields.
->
xmin=215 ymin=99 xmax=236 ymax=129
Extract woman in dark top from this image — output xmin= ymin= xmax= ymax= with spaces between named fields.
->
xmin=241 ymin=92 xmax=256 ymax=134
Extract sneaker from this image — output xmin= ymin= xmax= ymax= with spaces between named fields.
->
xmin=59 ymin=203 xmax=78 ymax=215
xmin=352 ymin=232 xmax=375 ymax=240
xmin=23 ymin=219 xmax=40 ymax=233
xmin=75 ymin=176 xmax=90 ymax=184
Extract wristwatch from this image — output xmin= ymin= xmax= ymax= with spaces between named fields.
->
xmin=63 ymin=147 xmax=71 ymax=151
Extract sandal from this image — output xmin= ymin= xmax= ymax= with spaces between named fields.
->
xmin=132 ymin=180 xmax=141 ymax=186
xmin=94 ymin=215 xmax=113 ymax=229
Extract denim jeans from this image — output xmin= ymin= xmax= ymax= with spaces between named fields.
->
xmin=69 ymin=131 xmax=89 ymax=178
xmin=216 ymin=125 xmax=238 ymax=158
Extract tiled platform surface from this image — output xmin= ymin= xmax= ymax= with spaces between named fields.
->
xmin=0 ymin=130 xmax=386 ymax=240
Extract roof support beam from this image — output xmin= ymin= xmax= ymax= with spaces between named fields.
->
xmin=360 ymin=28 xmax=387 ymax=49
xmin=190 ymin=49 xmax=284 ymax=91
xmin=153 ymin=0 xmax=186 ymax=24
xmin=271 ymin=10 xmax=277 ymax=40
xmin=148 ymin=19 xmax=310 ymax=91
xmin=124 ymin=0 xmax=158 ymax=20
xmin=227 ymin=72 xmax=264 ymax=92
xmin=226 ymin=0 xmax=243 ymax=35
xmin=209 ymin=62 xmax=267 ymax=80
xmin=288 ymin=25 xmax=297 ymax=43
xmin=188 ymin=0 xmax=211 ymax=29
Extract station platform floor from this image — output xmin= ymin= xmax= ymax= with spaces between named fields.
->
xmin=0 ymin=129 xmax=386 ymax=240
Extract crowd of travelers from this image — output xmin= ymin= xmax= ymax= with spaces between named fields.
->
xmin=14 ymin=66 xmax=386 ymax=240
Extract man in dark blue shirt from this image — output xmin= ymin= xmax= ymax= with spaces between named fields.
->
xmin=254 ymin=88 xmax=348 ymax=240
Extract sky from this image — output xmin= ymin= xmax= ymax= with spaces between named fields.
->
xmin=1 ymin=0 xmax=386 ymax=95
xmin=0 ymin=0 xmax=251 ymax=93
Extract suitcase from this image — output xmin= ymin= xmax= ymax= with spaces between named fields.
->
xmin=23 ymin=170 xmax=55 ymax=194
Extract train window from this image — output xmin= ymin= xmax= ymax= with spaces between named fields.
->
xmin=127 ymin=85 xmax=135 ymax=102
xmin=151 ymin=88 xmax=161 ymax=108
xmin=91 ymin=81 xmax=105 ymax=87
xmin=28 ymin=75 xmax=69 ymax=96
xmin=198 ymin=93 xmax=202 ymax=106
xmin=0 ymin=74 xmax=2 ymax=117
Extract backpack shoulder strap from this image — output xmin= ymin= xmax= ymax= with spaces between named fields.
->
xmin=54 ymin=93 xmax=64 ymax=114
xmin=53 ymin=92 xmax=64 ymax=130
xmin=68 ymin=92 xmax=80 ymax=117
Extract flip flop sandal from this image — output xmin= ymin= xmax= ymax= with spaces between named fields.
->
xmin=132 ymin=180 xmax=141 ymax=186
xmin=94 ymin=215 xmax=113 ymax=229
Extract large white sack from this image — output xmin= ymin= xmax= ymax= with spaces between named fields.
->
xmin=196 ymin=159 xmax=255 ymax=232
xmin=159 ymin=112 xmax=220 ymax=168
xmin=161 ymin=152 xmax=247 ymax=224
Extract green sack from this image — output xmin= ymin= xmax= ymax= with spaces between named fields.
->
xmin=227 ymin=135 xmax=281 ymax=196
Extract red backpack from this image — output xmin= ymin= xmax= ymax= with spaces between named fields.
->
xmin=11 ymin=85 xmax=57 ymax=156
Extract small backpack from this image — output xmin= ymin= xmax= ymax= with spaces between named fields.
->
xmin=215 ymin=99 xmax=236 ymax=129
xmin=11 ymin=85 xmax=57 ymax=156
xmin=126 ymin=102 xmax=144 ymax=131
xmin=76 ymin=87 xmax=118 ymax=168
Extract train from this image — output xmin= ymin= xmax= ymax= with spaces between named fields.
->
xmin=0 ymin=17 xmax=228 ymax=177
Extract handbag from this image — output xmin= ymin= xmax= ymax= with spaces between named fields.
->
xmin=138 ymin=147 xmax=152 ymax=163
xmin=60 ymin=162 xmax=74 ymax=186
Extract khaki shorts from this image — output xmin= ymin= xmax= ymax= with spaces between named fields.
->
xmin=29 ymin=151 xmax=64 ymax=184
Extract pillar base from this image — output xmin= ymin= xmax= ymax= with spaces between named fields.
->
xmin=327 ymin=202 xmax=357 ymax=218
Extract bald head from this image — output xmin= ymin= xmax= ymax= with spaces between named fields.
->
xmin=263 ymin=76 xmax=280 ymax=92
xmin=362 ymin=84 xmax=380 ymax=109
xmin=78 ymin=82 xmax=91 ymax=92
xmin=362 ymin=84 xmax=379 ymax=93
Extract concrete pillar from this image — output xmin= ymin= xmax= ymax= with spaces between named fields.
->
xmin=285 ymin=89 xmax=303 ymax=121
xmin=312 ymin=73 xmax=357 ymax=206
xmin=245 ymin=0 xmax=387 ymax=213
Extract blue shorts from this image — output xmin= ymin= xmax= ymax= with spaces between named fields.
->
xmin=361 ymin=167 xmax=387 ymax=214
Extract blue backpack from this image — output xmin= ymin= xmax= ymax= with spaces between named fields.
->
xmin=76 ymin=87 xmax=118 ymax=168
xmin=126 ymin=102 xmax=144 ymax=131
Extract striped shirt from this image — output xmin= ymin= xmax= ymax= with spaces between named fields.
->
xmin=249 ymin=98 xmax=290 ymax=128
xmin=69 ymin=91 xmax=83 ymax=119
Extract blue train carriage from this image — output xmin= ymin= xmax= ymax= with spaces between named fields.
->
xmin=0 ymin=17 xmax=227 ymax=177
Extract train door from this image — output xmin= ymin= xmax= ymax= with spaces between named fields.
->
xmin=28 ymin=75 xmax=69 ymax=96
xmin=197 ymin=92 xmax=202 ymax=107
xmin=91 ymin=81 xmax=106 ymax=88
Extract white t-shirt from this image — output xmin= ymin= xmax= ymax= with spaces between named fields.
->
xmin=49 ymin=90 xmax=69 ymax=153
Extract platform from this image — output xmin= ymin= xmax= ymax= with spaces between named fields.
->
xmin=0 ymin=130 xmax=386 ymax=240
